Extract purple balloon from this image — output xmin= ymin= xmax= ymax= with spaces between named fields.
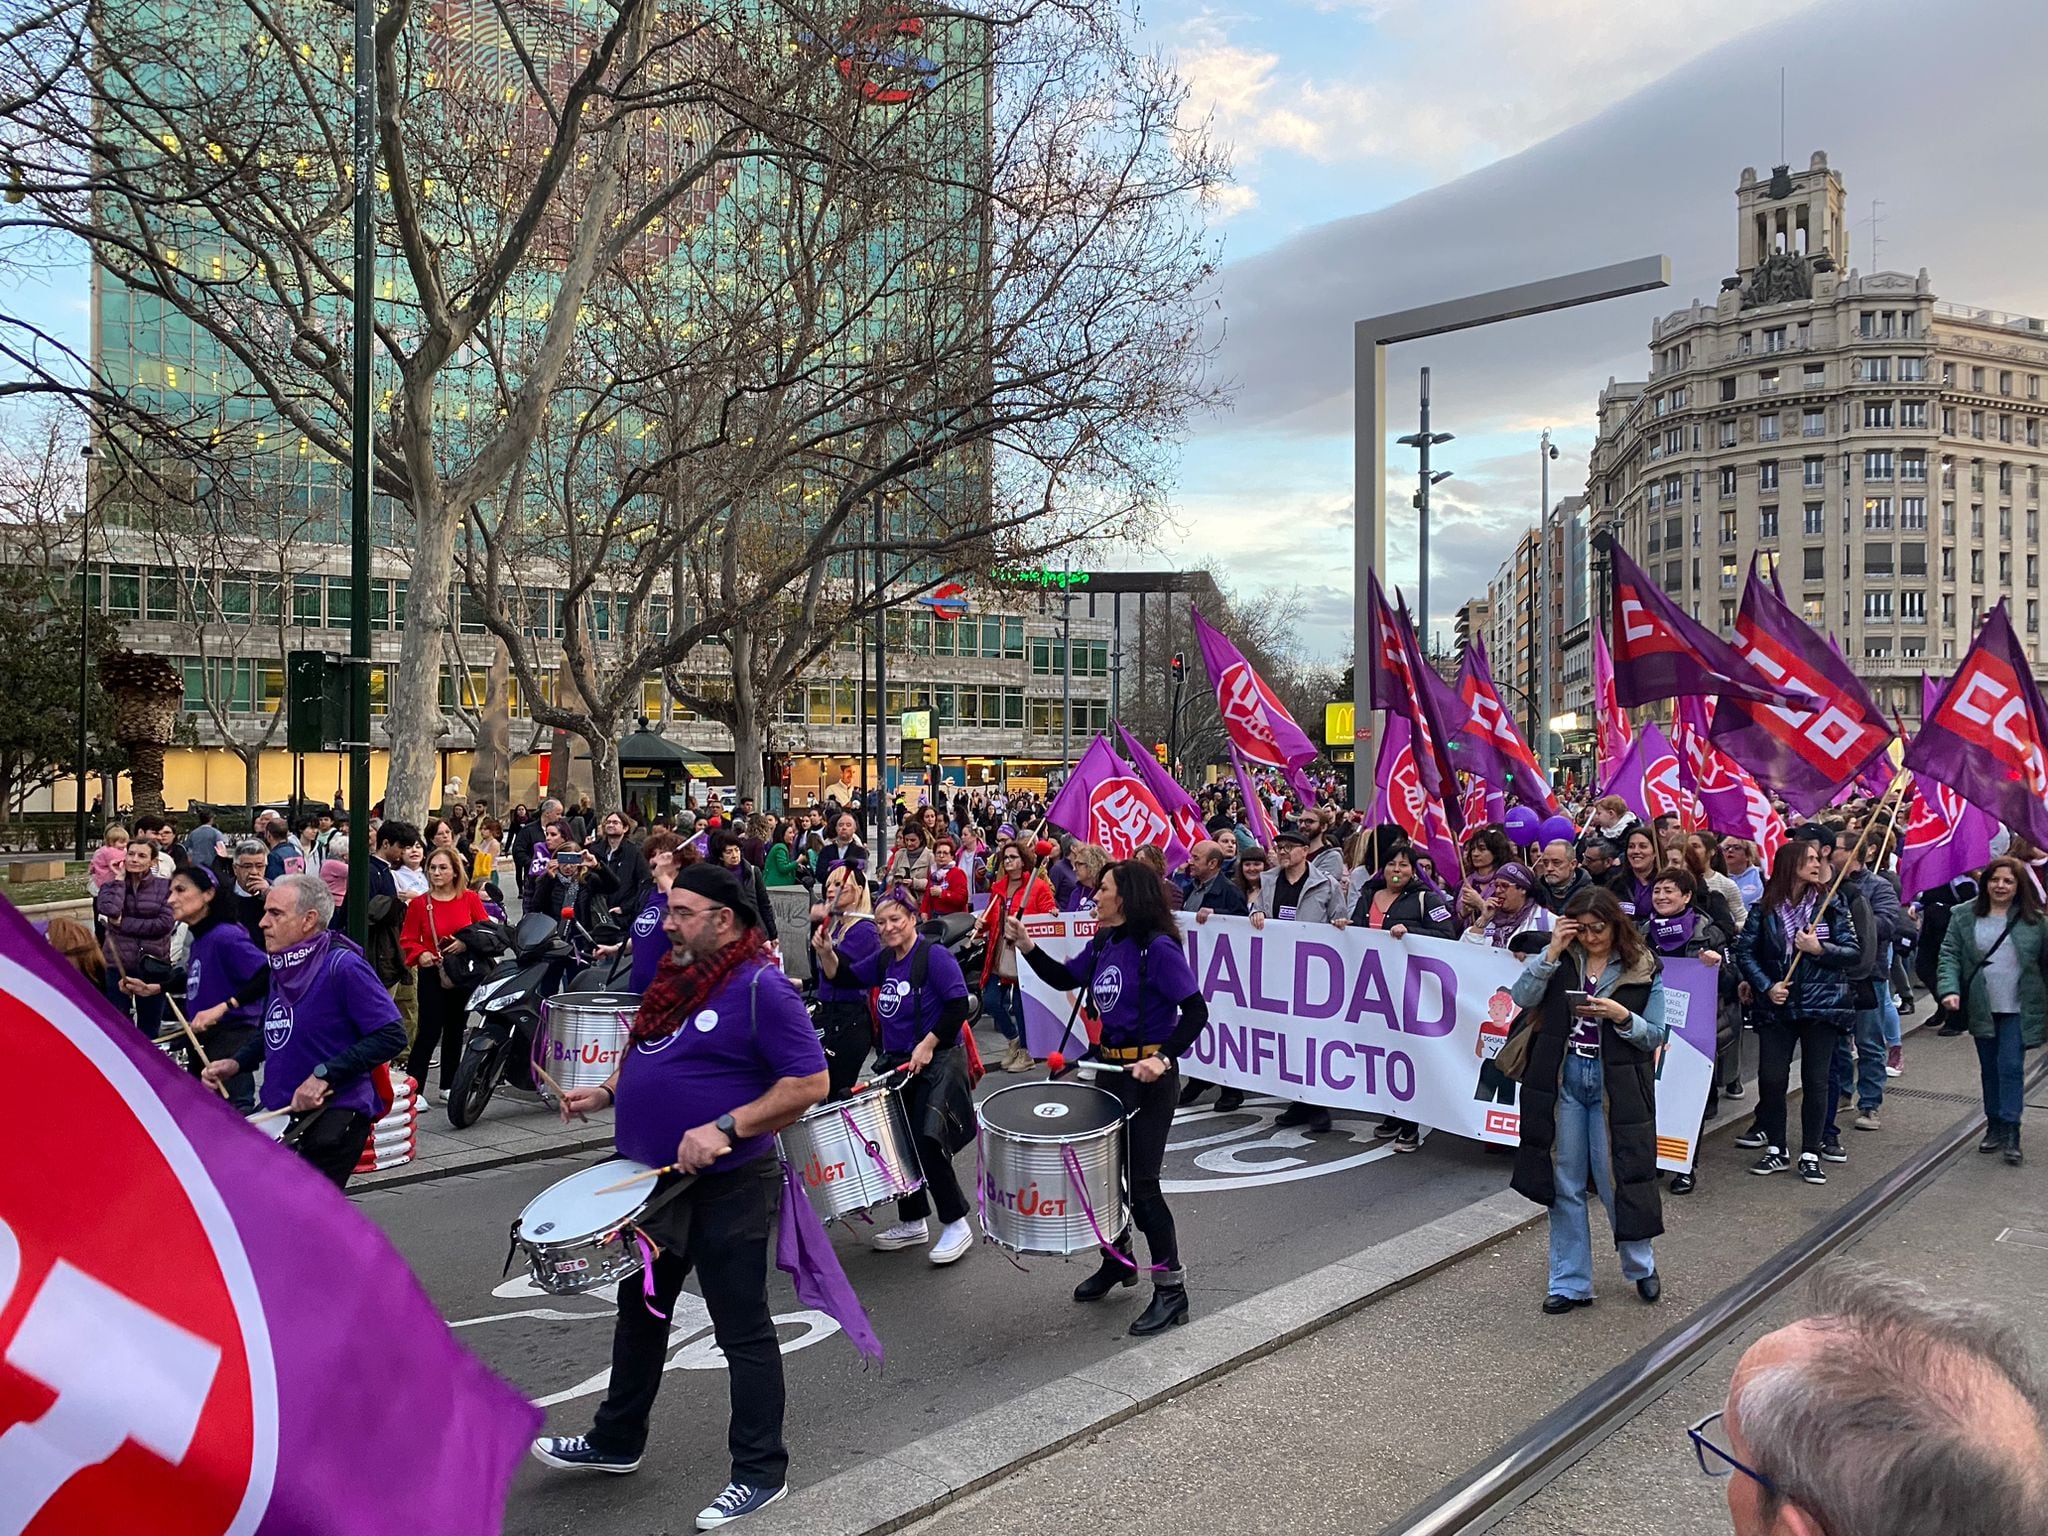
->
xmin=1503 ymin=805 xmax=1542 ymax=843
xmin=1539 ymin=814 xmax=1579 ymax=846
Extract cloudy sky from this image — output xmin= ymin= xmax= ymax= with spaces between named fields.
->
xmin=1128 ymin=0 xmax=2048 ymax=656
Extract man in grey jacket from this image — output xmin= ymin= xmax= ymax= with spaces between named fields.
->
xmin=1253 ymin=828 xmax=1345 ymax=1132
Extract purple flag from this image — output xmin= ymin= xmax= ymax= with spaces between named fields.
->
xmin=1229 ymin=744 xmax=1278 ymax=849
xmin=1366 ymin=714 xmax=1461 ymax=887
xmin=1115 ymin=719 xmax=1207 ymax=854
xmin=1190 ymin=609 xmax=1320 ymax=771
xmin=1605 ymin=720 xmax=1692 ymax=825
xmin=0 ymin=892 xmax=538 ymax=1533
xmin=1709 ymin=556 xmax=1892 ymax=813
xmin=1903 ymin=601 xmax=2048 ymax=854
xmin=1898 ymin=676 xmax=2000 ymax=900
xmin=1046 ymin=736 xmax=1191 ymax=865
xmin=1673 ymin=696 xmax=1789 ymax=861
xmin=1456 ymin=638 xmax=1557 ymax=811
xmin=1605 ymin=541 xmax=1810 ymax=708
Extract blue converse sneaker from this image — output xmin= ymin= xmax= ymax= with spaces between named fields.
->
xmin=531 ymin=1434 xmax=641 ymax=1474
xmin=696 ymin=1482 xmax=788 ymax=1529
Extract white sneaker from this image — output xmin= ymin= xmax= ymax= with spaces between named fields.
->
xmin=870 ymin=1219 xmax=928 ymax=1251
xmin=929 ymin=1219 xmax=974 ymax=1265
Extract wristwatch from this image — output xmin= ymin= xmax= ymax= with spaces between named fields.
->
xmin=312 ymin=1063 xmax=330 ymax=1082
xmin=714 ymin=1113 xmax=738 ymax=1141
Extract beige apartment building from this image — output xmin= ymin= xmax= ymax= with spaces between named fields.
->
xmin=1584 ymin=151 xmax=2048 ymax=729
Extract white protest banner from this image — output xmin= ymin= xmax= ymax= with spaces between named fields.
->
xmin=1017 ymin=914 xmax=1717 ymax=1173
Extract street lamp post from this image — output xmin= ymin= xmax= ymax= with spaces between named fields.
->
xmin=871 ymin=490 xmax=888 ymax=870
xmin=341 ymin=0 xmax=376 ymax=943
xmin=75 ymin=442 xmax=93 ymax=861
xmin=1060 ymin=557 xmax=1073 ymax=775
xmin=1535 ymin=431 xmax=1559 ymax=771
xmin=1396 ymin=367 xmax=1454 ymax=649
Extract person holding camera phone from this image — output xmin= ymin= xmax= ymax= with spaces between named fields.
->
xmin=529 ymin=821 xmax=621 ymax=937
xmin=95 ymin=836 xmax=176 ymax=1036
xmin=1508 ymin=887 xmax=1669 ymax=1315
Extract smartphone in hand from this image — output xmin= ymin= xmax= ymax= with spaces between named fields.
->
xmin=1564 ymin=990 xmax=1592 ymax=1013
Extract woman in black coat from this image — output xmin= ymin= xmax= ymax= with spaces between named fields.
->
xmin=1733 ymin=839 xmax=1859 ymax=1186
xmin=1509 ymin=886 xmax=1669 ymax=1313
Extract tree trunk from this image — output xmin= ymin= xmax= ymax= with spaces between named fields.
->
xmin=240 ymin=749 xmax=262 ymax=817
xmin=469 ymin=637 xmax=513 ymax=813
xmin=728 ymin=619 xmax=766 ymax=805
xmin=128 ymin=740 xmax=167 ymax=816
xmin=383 ymin=491 xmax=458 ymax=823
xmin=585 ymin=727 xmax=621 ymax=821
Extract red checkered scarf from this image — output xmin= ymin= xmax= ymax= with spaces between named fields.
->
xmin=631 ymin=929 xmax=767 ymax=1044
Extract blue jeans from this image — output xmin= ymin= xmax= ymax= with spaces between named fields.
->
xmin=982 ymin=980 xmax=1022 ymax=1043
xmin=1548 ymin=1053 xmax=1656 ymax=1300
xmin=1976 ymin=1013 xmax=2027 ymax=1127
xmin=1823 ymin=1009 xmax=1887 ymax=1134
xmin=1879 ymin=989 xmax=1902 ymax=1051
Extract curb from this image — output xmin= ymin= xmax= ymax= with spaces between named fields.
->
xmin=743 ymin=1188 xmax=1541 ymax=1536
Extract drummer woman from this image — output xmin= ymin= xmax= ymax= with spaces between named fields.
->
xmin=811 ymin=862 xmax=881 ymax=1100
xmin=1007 ymin=860 xmax=1209 ymax=1336
xmin=811 ymin=886 xmax=977 ymax=1266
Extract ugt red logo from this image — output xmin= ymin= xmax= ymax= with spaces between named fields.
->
xmin=1217 ymin=662 xmax=1290 ymax=765
xmin=1088 ymin=777 xmax=1169 ymax=860
xmin=1904 ymin=779 xmax=1967 ymax=851
xmin=0 ymin=960 xmax=272 ymax=1535
xmin=1643 ymin=750 xmax=1687 ymax=818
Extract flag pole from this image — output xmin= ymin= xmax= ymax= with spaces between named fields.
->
xmin=1778 ymin=772 xmax=1913 ymax=989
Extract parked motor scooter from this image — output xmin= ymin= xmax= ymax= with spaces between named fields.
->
xmin=446 ymin=907 xmax=617 ymax=1127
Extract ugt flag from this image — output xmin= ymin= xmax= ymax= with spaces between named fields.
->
xmin=1605 ymin=719 xmax=1694 ymax=825
xmin=1709 ymin=555 xmax=1892 ymax=814
xmin=1672 ymin=696 xmax=1787 ymax=863
xmin=1602 ymin=540 xmax=1808 ymax=708
xmin=1047 ymin=736 xmax=1191 ymax=866
xmin=1190 ymin=610 xmax=1319 ymax=798
xmin=1903 ymin=601 xmax=2048 ymax=855
xmin=1114 ymin=720 xmax=1205 ymax=855
xmin=1367 ymin=714 xmax=1462 ymax=887
xmin=0 ymin=894 xmax=538 ymax=1536
xmin=1898 ymin=676 xmax=2003 ymax=900
xmin=1592 ymin=622 xmax=1634 ymax=787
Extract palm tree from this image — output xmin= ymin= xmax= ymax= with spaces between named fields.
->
xmin=97 ymin=648 xmax=183 ymax=815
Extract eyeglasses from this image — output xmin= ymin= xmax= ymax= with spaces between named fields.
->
xmin=1686 ymin=1411 xmax=1775 ymax=1493
xmin=1575 ymin=918 xmax=1612 ymax=933
xmin=668 ymin=903 xmax=721 ymax=921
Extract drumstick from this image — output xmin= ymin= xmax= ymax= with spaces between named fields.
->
xmin=249 ymin=1106 xmax=297 ymax=1125
xmin=164 ymin=994 xmax=231 ymax=1097
xmin=594 ymin=1162 xmax=679 ymax=1195
xmin=850 ymin=1061 xmax=916 ymax=1093
xmin=1045 ymin=1051 xmax=1129 ymax=1076
xmin=532 ymin=1063 xmax=587 ymax=1123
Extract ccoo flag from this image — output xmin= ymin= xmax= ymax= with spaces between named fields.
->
xmin=1047 ymin=736 xmax=1192 ymax=866
xmin=1601 ymin=539 xmax=1810 ymax=708
xmin=1113 ymin=720 xmax=1206 ymax=855
xmin=1709 ymin=555 xmax=1892 ymax=814
xmin=1903 ymin=604 xmax=2048 ymax=855
xmin=0 ymin=893 xmax=539 ymax=1536
xmin=1672 ymin=696 xmax=1788 ymax=863
xmin=1897 ymin=675 xmax=2001 ymax=901
xmin=1367 ymin=714 xmax=1462 ymax=888
xmin=1229 ymin=743 xmax=1279 ymax=850
xmin=1592 ymin=622 xmax=1634 ymax=787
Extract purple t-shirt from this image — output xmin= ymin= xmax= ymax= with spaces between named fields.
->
xmin=815 ymin=915 xmax=881 ymax=1005
xmin=627 ymin=888 xmax=668 ymax=994
xmin=185 ymin=920 xmax=267 ymax=1032
xmin=613 ymin=959 xmax=826 ymax=1173
xmin=845 ymin=940 xmax=968 ymax=1054
xmin=1081 ymin=930 xmax=1199 ymax=1049
xmin=258 ymin=943 xmax=401 ymax=1116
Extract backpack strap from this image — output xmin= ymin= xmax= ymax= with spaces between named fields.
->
xmin=909 ymin=936 xmax=930 ymax=990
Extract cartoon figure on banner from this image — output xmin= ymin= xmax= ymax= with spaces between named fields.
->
xmin=1089 ymin=778 xmax=1169 ymax=860
xmin=1473 ymin=989 xmax=1518 ymax=1106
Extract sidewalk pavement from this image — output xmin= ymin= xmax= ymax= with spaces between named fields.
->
xmin=742 ymin=1022 xmax=1992 ymax=1536
xmin=356 ymin=1093 xmax=616 ymax=1190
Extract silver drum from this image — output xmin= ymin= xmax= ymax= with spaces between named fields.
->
xmin=510 ymin=1158 xmax=656 ymax=1295
xmin=778 ymin=1084 xmax=924 ymax=1221
xmin=975 ymin=1081 xmax=1127 ymax=1256
xmin=538 ymin=992 xmax=639 ymax=1089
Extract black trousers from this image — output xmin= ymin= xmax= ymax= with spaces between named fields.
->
xmin=1105 ymin=1065 xmax=1181 ymax=1277
xmin=895 ymin=1073 xmax=969 ymax=1226
xmin=1757 ymin=1017 xmax=1837 ymax=1156
xmin=290 ymin=1107 xmax=375 ymax=1188
xmin=815 ymin=998 xmax=873 ymax=1102
xmin=589 ymin=1160 xmax=788 ymax=1486
xmin=405 ymin=975 xmax=472 ymax=1092
xmin=1473 ymin=1059 xmax=1517 ymax=1105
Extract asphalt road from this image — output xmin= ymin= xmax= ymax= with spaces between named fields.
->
xmin=359 ymin=1030 xmax=1514 ymax=1536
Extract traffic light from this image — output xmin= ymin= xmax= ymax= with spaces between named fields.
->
xmin=1170 ymin=652 xmax=1185 ymax=682
xmin=1154 ymin=741 xmax=1169 ymax=765
xmin=923 ymin=739 xmax=941 ymax=766
xmin=286 ymin=649 xmax=348 ymax=754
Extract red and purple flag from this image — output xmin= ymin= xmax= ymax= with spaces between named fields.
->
xmin=1592 ymin=622 xmax=1634 ymax=789
xmin=1190 ymin=610 xmax=1319 ymax=803
xmin=1898 ymin=676 xmax=2001 ymax=900
xmin=1673 ymin=696 xmax=1788 ymax=863
xmin=1902 ymin=601 xmax=2048 ymax=854
xmin=1707 ymin=556 xmax=1893 ymax=814
xmin=1605 ymin=719 xmax=1694 ymax=825
xmin=1113 ymin=721 xmax=1206 ymax=856
xmin=1047 ymin=736 xmax=1192 ymax=866
xmin=1604 ymin=541 xmax=1809 ymax=708
xmin=1229 ymin=743 xmax=1278 ymax=850
xmin=1457 ymin=637 xmax=1557 ymax=812
xmin=1367 ymin=714 xmax=1461 ymax=887
xmin=1366 ymin=574 xmax=1463 ymax=819
xmin=0 ymin=894 xmax=539 ymax=1536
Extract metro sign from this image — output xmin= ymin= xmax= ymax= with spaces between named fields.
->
xmin=1732 ymin=616 xmax=1887 ymax=775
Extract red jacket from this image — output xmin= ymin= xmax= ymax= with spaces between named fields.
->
xmin=400 ymin=888 xmax=493 ymax=969
xmin=922 ymin=864 xmax=972 ymax=919
xmin=977 ymin=871 xmax=1057 ymax=987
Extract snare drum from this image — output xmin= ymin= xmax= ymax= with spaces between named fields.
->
xmin=509 ymin=1158 xmax=657 ymax=1295
xmin=777 ymin=1084 xmax=923 ymax=1222
xmin=537 ymin=992 xmax=639 ymax=1090
xmin=975 ymin=1081 xmax=1127 ymax=1256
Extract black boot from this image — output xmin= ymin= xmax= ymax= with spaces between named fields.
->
xmin=2006 ymin=1124 xmax=2025 ymax=1168
xmin=1214 ymin=1088 xmax=1245 ymax=1113
xmin=1274 ymin=1101 xmax=1312 ymax=1128
xmin=1073 ymin=1250 xmax=1139 ymax=1302
xmin=1177 ymin=1078 xmax=1207 ymax=1107
xmin=1129 ymin=1283 xmax=1189 ymax=1336
xmin=1981 ymin=1120 xmax=2006 ymax=1154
